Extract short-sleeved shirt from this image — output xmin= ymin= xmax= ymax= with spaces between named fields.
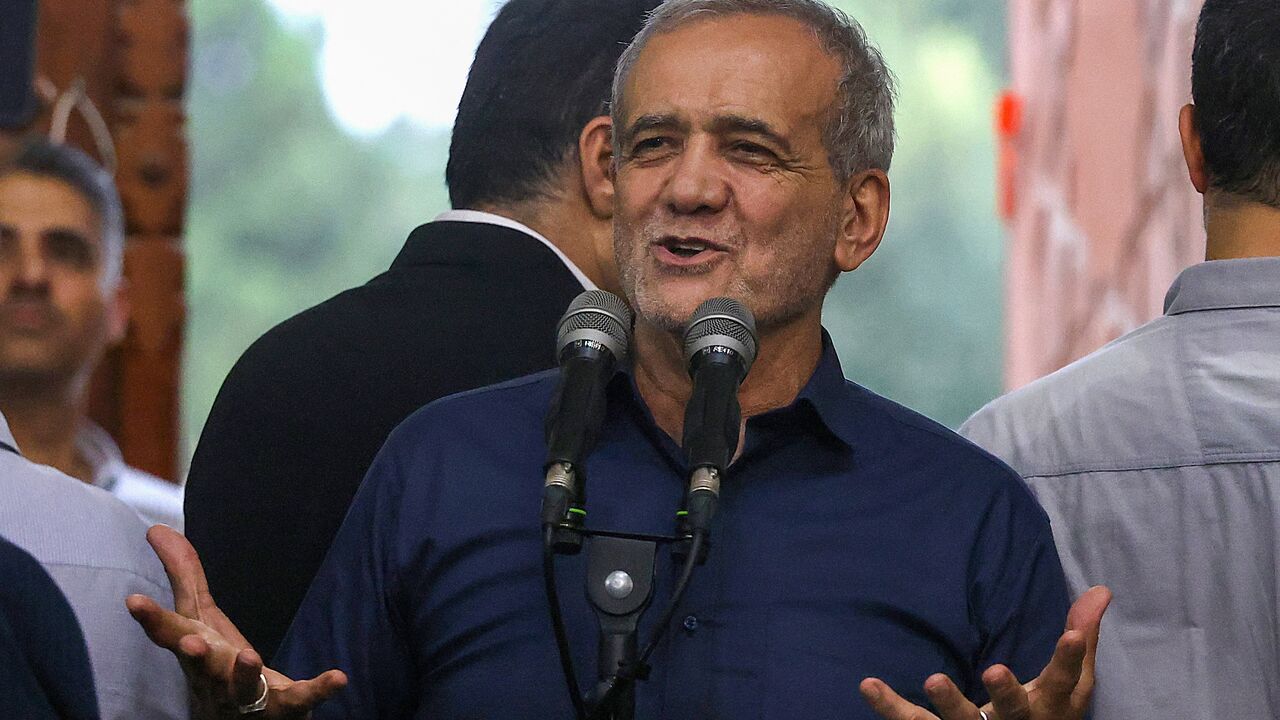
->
xmin=0 ymin=413 xmax=189 ymax=720
xmin=277 ymin=335 xmax=1069 ymax=719
xmin=962 ymin=258 xmax=1280 ymax=719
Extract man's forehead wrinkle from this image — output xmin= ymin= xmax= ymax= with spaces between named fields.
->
xmin=625 ymin=17 xmax=840 ymax=137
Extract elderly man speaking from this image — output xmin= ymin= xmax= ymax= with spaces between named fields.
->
xmin=129 ymin=1 xmax=1108 ymax=718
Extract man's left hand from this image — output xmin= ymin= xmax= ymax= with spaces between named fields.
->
xmin=859 ymin=586 xmax=1112 ymax=720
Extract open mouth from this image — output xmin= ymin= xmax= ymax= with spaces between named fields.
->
xmin=655 ymin=236 xmax=727 ymax=263
xmin=668 ymin=239 xmax=709 ymax=258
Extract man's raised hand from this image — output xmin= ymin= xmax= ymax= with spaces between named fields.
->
xmin=859 ymin=586 xmax=1112 ymax=720
xmin=125 ymin=525 xmax=347 ymax=719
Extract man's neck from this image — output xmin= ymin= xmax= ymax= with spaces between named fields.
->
xmin=0 ymin=387 xmax=93 ymax=482
xmin=632 ymin=311 xmax=825 ymax=445
xmin=1205 ymin=196 xmax=1280 ymax=260
xmin=471 ymin=198 xmax=618 ymax=294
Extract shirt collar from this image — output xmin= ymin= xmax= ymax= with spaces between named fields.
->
xmin=610 ymin=328 xmax=859 ymax=453
xmin=433 ymin=209 xmax=598 ymax=291
xmin=784 ymin=330 xmax=859 ymax=450
xmin=1164 ymin=257 xmax=1280 ymax=316
xmin=75 ymin=422 xmax=127 ymax=491
xmin=0 ymin=411 xmax=17 ymax=455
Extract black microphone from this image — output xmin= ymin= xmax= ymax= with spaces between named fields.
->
xmin=541 ymin=290 xmax=633 ymax=528
xmin=680 ymin=297 xmax=758 ymax=534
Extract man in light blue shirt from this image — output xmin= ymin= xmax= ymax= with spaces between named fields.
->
xmin=0 ymin=411 xmax=188 ymax=719
xmin=962 ymin=1 xmax=1280 ymax=717
xmin=0 ymin=139 xmax=183 ymax=529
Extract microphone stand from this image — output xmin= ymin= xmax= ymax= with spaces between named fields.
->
xmin=543 ymin=515 xmax=707 ymax=720
xmin=585 ymin=534 xmax=657 ymax=720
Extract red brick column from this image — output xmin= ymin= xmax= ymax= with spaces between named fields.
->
xmin=1002 ymin=0 xmax=1205 ymax=390
xmin=35 ymin=0 xmax=188 ymax=480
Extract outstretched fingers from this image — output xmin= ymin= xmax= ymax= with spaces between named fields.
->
xmin=923 ymin=674 xmax=984 ymax=720
xmin=1066 ymin=585 xmax=1112 ymax=705
xmin=232 ymin=647 xmax=267 ymax=707
xmin=981 ymin=664 xmax=1031 ymax=720
xmin=146 ymin=525 xmax=212 ymax=619
xmin=1029 ymin=629 xmax=1087 ymax=714
xmin=125 ymin=593 xmax=205 ymax=650
xmin=860 ymin=678 xmax=941 ymax=720
xmin=270 ymin=669 xmax=349 ymax=716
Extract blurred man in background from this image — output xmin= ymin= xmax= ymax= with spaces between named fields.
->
xmin=0 ymin=139 xmax=184 ymax=529
xmin=963 ymin=1 xmax=1280 ymax=717
xmin=185 ymin=0 xmax=661 ymax=662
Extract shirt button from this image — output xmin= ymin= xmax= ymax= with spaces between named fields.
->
xmin=682 ymin=615 xmax=699 ymax=633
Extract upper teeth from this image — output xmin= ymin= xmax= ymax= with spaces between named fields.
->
xmin=674 ymin=242 xmax=706 ymax=251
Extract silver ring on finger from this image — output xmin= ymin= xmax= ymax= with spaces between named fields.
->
xmin=237 ymin=672 xmax=269 ymax=714
xmin=979 ymin=712 xmax=991 ymax=720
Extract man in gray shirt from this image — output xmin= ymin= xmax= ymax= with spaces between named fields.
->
xmin=962 ymin=1 xmax=1280 ymax=717
xmin=0 ymin=410 xmax=188 ymax=719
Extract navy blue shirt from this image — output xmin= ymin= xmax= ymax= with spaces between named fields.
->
xmin=277 ymin=338 xmax=1069 ymax=719
xmin=0 ymin=535 xmax=99 ymax=719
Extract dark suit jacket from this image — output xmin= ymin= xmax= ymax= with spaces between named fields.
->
xmin=184 ymin=219 xmax=587 ymax=661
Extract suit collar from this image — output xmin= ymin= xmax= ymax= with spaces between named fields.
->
xmin=391 ymin=213 xmax=594 ymax=292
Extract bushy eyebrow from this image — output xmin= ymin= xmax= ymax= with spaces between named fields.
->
xmin=621 ymin=113 xmax=686 ymax=145
xmin=622 ymin=112 xmax=793 ymax=156
xmin=42 ymin=227 xmax=95 ymax=249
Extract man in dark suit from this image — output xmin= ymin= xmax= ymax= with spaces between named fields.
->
xmin=184 ymin=0 xmax=659 ymax=662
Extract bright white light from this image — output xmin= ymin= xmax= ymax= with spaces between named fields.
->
xmin=267 ymin=0 xmax=497 ymax=135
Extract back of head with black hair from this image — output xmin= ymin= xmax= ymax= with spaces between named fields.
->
xmin=1 ymin=138 xmax=124 ymax=286
xmin=445 ymin=0 xmax=660 ymax=209
xmin=1192 ymin=0 xmax=1280 ymax=208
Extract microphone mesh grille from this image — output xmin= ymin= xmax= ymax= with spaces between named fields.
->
xmin=556 ymin=290 xmax=633 ymax=354
xmin=691 ymin=315 xmax=754 ymax=346
xmin=683 ymin=297 xmax=758 ymax=369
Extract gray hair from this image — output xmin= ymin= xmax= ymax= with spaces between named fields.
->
xmin=611 ymin=0 xmax=897 ymax=182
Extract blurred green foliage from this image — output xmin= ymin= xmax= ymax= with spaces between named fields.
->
xmin=182 ymin=0 xmax=1008 ymax=470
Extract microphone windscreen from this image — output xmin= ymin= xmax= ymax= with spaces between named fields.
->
xmin=683 ymin=297 xmax=758 ymax=372
xmin=555 ymin=290 xmax=633 ymax=363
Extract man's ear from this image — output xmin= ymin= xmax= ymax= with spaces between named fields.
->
xmin=1179 ymin=103 xmax=1209 ymax=195
xmin=833 ymin=169 xmax=890 ymax=273
xmin=105 ymin=278 xmax=130 ymax=346
xmin=579 ymin=115 xmax=615 ymax=219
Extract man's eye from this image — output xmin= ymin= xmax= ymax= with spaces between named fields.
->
xmin=45 ymin=234 xmax=96 ymax=270
xmin=631 ymin=137 xmax=673 ymax=155
xmin=730 ymin=141 xmax=777 ymax=161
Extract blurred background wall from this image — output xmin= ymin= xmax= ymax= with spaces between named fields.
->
xmin=27 ymin=0 xmax=187 ymax=480
xmin=1002 ymin=0 xmax=1205 ymax=390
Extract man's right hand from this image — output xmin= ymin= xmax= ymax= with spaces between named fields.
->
xmin=126 ymin=525 xmax=347 ymax=719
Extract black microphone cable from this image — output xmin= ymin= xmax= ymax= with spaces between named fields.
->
xmin=587 ymin=297 xmax=758 ymax=719
xmin=540 ymin=290 xmax=633 ymax=720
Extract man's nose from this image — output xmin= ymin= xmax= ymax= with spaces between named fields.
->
xmin=11 ymin=242 xmax=50 ymax=289
xmin=662 ymin=139 xmax=729 ymax=215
